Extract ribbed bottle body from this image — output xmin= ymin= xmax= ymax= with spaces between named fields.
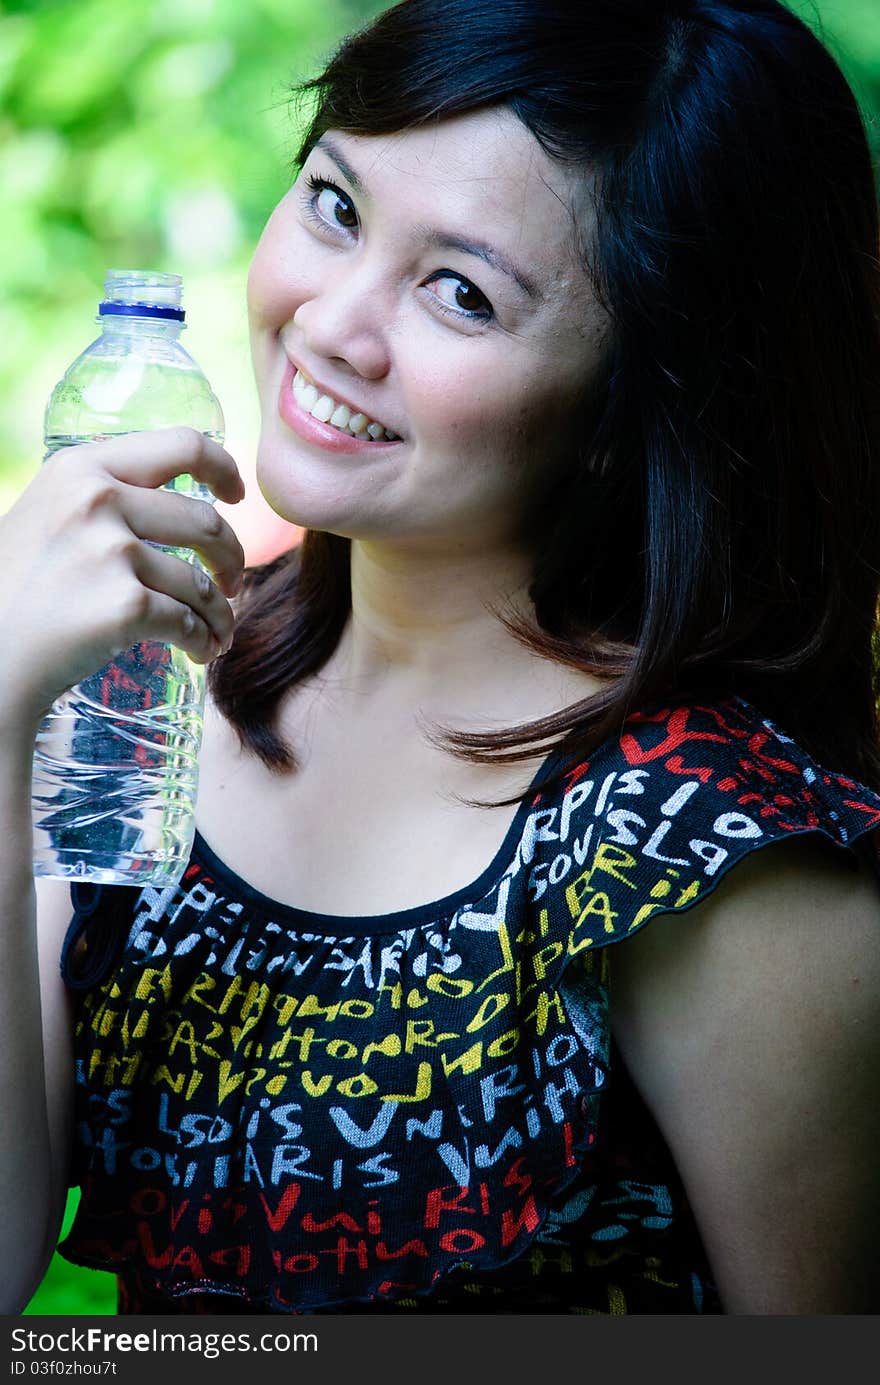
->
xmin=32 ymin=270 xmax=225 ymax=885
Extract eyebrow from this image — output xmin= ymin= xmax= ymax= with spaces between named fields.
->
xmin=313 ymin=134 xmax=541 ymax=301
xmin=414 ymin=227 xmax=540 ymax=302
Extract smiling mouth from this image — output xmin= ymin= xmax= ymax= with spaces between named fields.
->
xmin=291 ymin=368 xmax=400 ymax=443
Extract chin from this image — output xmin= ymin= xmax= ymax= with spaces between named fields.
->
xmin=254 ymin=447 xmax=374 ymax=538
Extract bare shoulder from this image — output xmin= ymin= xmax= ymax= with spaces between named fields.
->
xmin=610 ymin=832 xmax=880 ymax=1314
xmin=613 ymin=830 xmax=880 ymax=1012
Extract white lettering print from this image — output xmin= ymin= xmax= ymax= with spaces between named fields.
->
xmin=328 ymin=1100 xmax=398 ymax=1149
xmin=660 ymin=780 xmax=702 ymax=816
xmin=528 ymin=860 xmax=549 ymax=902
xmin=411 ymin=936 xmax=463 ymax=976
xmin=518 ymin=807 xmax=560 ymax=866
xmin=521 ymin=761 xmax=766 ymax=899
xmin=604 ymin=809 xmax=647 ymax=847
xmin=458 ymin=873 xmax=512 ymax=932
xmin=615 ymin=769 xmax=650 ymax=796
xmin=572 ymin=823 xmax=595 ymax=865
xmin=593 ymin=772 xmax=618 ymax=818
xmin=438 ymin=1137 xmax=470 ymax=1185
xmin=713 ymin=812 xmax=763 ymax=839
xmin=529 ymin=825 xmax=597 ymax=900
xmin=479 ymin=1064 xmax=525 ymax=1123
xmin=559 ymin=780 xmax=594 ymax=840
xmin=687 ymin=840 xmax=730 ymax=876
xmin=548 ymin=853 xmax=571 ymax=887
xmin=642 ymin=820 xmax=691 ymax=866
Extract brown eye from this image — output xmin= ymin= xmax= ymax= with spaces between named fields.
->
xmin=427 ymin=271 xmax=494 ymax=323
xmin=454 ymin=282 xmax=486 ymax=312
xmin=315 ymin=185 xmax=357 ymax=230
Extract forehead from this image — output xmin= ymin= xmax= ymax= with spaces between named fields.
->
xmin=318 ymin=109 xmax=590 ymax=299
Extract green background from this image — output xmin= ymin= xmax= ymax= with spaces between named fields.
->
xmin=1 ymin=0 xmax=877 ymax=1316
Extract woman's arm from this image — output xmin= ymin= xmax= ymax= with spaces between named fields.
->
xmin=610 ymin=832 xmax=880 ymax=1315
xmin=0 ymin=723 xmax=76 ymax=1312
xmin=0 ymin=429 xmax=244 ymax=1311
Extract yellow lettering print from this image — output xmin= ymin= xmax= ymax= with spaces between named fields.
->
xmin=475 ymin=919 xmax=515 ymax=993
xmin=486 ymin=1028 xmax=520 ymax=1059
xmin=465 ymin=993 xmax=510 ymax=1033
xmin=675 ymin=879 xmax=701 ymax=907
xmin=577 ymin=890 xmax=618 ymax=936
xmin=532 ymin=941 xmax=564 ymax=982
xmin=384 ymin=1061 xmax=432 ymax=1103
xmin=301 ymin=1071 xmax=334 ymax=1098
xmin=441 ymin=1041 xmax=483 ymax=1077
xmin=362 ymin=1033 xmax=403 ymax=1065
xmin=426 ymin=973 xmax=474 ymax=1000
xmin=168 ymin=1020 xmax=199 ymax=1066
xmin=135 ymin=966 xmax=173 ymax=1004
xmin=337 ymin=1072 xmax=379 ymax=1099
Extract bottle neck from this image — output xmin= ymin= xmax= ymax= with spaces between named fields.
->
xmin=99 ymin=315 xmax=184 ymax=341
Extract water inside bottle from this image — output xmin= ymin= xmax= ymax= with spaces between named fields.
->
xmin=42 ymin=432 xmax=223 ymax=504
xmin=32 ymin=640 xmax=206 ymax=887
xmin=32 ymin=431 xmax=224 ymax=885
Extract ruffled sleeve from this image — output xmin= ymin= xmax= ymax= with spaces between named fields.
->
xmin=528 ymin=695 xmax=880 ymax=960
xmin=61 ymin=882 xmax=137 ymax=990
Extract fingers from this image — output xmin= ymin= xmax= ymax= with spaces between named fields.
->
xmin=116 ymin=486 xmax=246 ymax=598
xmin=0 ymin=429 xmax=249 ymax=723
xmin=51 ymin=427 xmax=246 ymax=507
xmin=126 ymin=544 xmax=235 ymax=663
xmin=44 ymin=428 xmax=247 ymax=598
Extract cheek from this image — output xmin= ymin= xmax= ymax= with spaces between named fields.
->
xmin=469 ymin=376 xmax=585 ymax=509
xmin=423 ymin=370 xmax=576 ymax=466
xmin=245 ymin=252 xmax=270 ymax=328
xmin=246 ymin=218 xmax=280 ymax=323
xmin=247 ymin=205 xmax=310 ymax=330
xmin=407 ymin=361 xmax=529 ymax=447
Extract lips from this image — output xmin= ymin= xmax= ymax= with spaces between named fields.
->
xmin=277 ymin=361 xmax=403 ymax=453
xmin=292 ymin=365 xmax=400 ymax=441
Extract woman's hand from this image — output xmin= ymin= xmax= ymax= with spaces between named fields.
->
xmin=0 ymin=426 xmax=246 ymax=736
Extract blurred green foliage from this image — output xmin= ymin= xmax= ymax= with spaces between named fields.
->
xmin=2 ymin=0 xmax=879 ymax=1319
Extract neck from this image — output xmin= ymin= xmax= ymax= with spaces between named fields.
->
xmin=332 ymin=538 xmax=537 ymax=698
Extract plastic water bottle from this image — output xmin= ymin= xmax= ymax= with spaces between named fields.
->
xmin=31 ymin=269 xmax=225 ymax=887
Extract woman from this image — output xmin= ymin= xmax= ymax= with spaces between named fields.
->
xmin=1 ymin=0 xmax=879 ymax=1315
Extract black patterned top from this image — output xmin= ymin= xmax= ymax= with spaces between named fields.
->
xmin=58 ymin=694 xmax=880 ymax=1315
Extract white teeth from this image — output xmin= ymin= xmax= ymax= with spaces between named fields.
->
xmin=291 ymin=368 xmax=397 ymax=442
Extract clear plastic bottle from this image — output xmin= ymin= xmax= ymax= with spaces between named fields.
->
xmin=31 ymin=269 xmax=225 ymax=887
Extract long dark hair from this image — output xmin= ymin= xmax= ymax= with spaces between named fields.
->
xmin=211 ymin=0 xmax=880 ymax=797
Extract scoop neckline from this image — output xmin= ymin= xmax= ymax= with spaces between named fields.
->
xmin=191 ymin=744 xmax=569 ymax=937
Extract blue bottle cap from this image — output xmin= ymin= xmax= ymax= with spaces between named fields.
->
xmin=98 ymin=301 xmax=186 ymax=322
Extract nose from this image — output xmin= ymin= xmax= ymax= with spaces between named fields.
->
xmin=293 ymin=264 xmax=392 ymax=382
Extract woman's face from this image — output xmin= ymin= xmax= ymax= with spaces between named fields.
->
xmin=247 ymin=107 xmax=608 ymax=553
